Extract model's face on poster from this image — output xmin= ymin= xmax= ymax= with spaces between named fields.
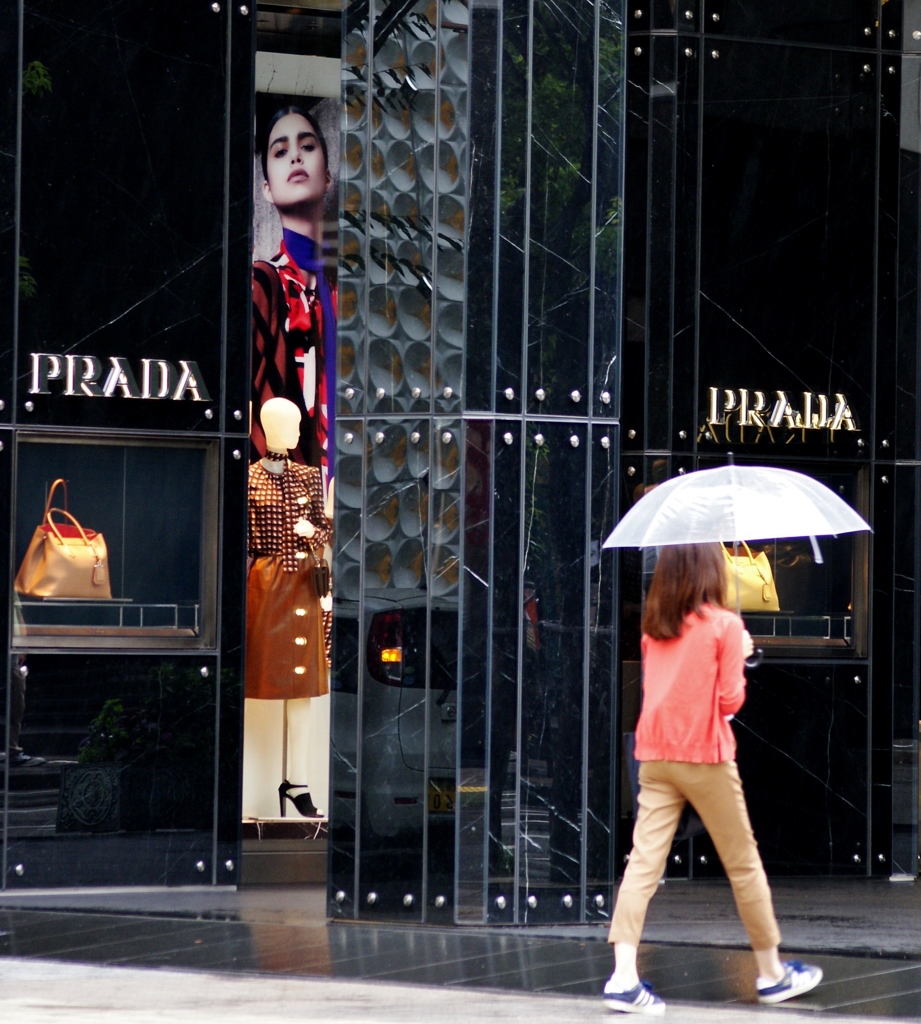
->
xmin=262 ymin=113 xmax=331 ymax=213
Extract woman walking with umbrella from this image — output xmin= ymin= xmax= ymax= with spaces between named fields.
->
xmin=602 ymin=542 xmax=822 ymax=1014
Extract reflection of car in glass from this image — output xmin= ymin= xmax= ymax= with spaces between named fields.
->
xmin=331 ymin=590 xmax=458 ymax=840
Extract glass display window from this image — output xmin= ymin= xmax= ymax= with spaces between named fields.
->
xmin=706 ymin=463 xmax=869 ymax=657
xmin=12 ymin=435 xmax=218 ymax=649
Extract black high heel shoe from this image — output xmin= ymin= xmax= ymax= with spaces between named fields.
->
xmin=278 ymin=780 xmax=324 ymax=818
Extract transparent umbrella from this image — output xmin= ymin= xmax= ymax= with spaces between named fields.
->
xmin=602 ymin=464 xmax=870 ymax=550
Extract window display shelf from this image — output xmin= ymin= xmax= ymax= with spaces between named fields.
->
xmin=14 ymin=599 xmax=201 ymax=641
xmin=745 ymin=613 xmax=852 ymax=648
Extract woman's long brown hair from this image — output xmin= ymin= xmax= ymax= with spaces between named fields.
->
xmin=642 ymin=543 xmax=727 ymax=640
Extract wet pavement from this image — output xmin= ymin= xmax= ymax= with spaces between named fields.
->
xmin=0 ymin=879 xmax=919 ymax=1019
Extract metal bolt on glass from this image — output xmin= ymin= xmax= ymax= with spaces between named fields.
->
xmin=857 ymin=438 xmax=865 ymax=447
xmin=14 ymin=864 xmax=24 ymax=876
xmin=633 ymin=8 xmax=642 ymax=16
xmin=882 ymin=439 xmax=890 ymax=447
xmin=562 ymin=894 xmax=573 ymax=908
xmin=890 ymin=29 xmax=897 ymax=38
xmin=534 ymin=433 xmax=545 ymax=447
xmin=204 ymin=408 xmax=213 ymax=419
xmin=634 ymin=46 xmax=643 ymax=56
xmin=600 ymin=436 xmax=610 ymax=449
xmin=864 ymin=26 xmax=872 ymax=35
xmin=504 ymin=387 xmax=515 ymax=400
xmin=678 ymin=467 xmax=686 ymax=475
xmin=335 ymin=891 xmax=346 ymax=904
xmin=915 ymin=30 xmax=921 ymax=40
xmin=854 ymin=676 xmax=862 ymax=685
xmin=434 ymin=895 xmax=446 ymax=908
xmin=699 ymin=855 xmax=708 ymax=865
xmin=375 ymin=387 xmax=386 ymax=400
xmin=684 ymin=9 xmax=693 ymax=19
xmin=627 ymin=466 xmax=635 ymax=476
xmin=410 ymin=431 xmax=421 ymax=444
xmin=344 ymin=432 xmax=354 ymax=444
xmin=711 ymin=10 xmax=720 ymax=20
xmin=862 ymin=64 xmax=871 ymax=74
xmin=441 ymin=431 xmax=452 ymax=445
xmin=711 ymin=49 xmax=719 ymax=59
xmin=495 ymin=895 xmax=507 ymax=910
xmin=594 ymin=893 xmax=605 ymax=908
xmin=678 ymin=429 xmax=687 ymax=439
xmin=570 ymin=389 xmax=581 ymax=402
xmin=225 ymin=860 xmax=234 ymax=871
xmin=503 ymin=432 xmax=513 ymax=445
xmin=881 ymin=475 xmax=889 ymax=484
xmin=569 ymin=435 xmax=579 ymax=447
xmin=685 ymin=48 xmax=694 ymax=58
xmin=344 ymin=387 xmax=355 ymax=399
xmin=878 ymin=853 xmax=886 ymax=863
xmin=889 ymin=66 xmax=896 ymax=75
xmin=239 ymin=4 xmax=249 ymax=13
xmin=403 ymin=894 xmax=414 ymax=907
xmin=232 ymin=449 xmax=242 ymax=459
xmin=374 ymin=431 xmax=385 ymax=444
xmin=24 ymin=401 xmax=34 ymax=412
xmin=535 ymin=388 xmax=546 ymax=401
xmin=211 ymin=2 xmax=220 ymax=11
xmin=233 ymin=409 xmax=242 ymax=420
xmin=196 ymin=860 xmax=206 ymax=872
xmin=200 ymin=666 xmax=209 ymax=677
xmin=673 ymin=854 xmax=682 ymax=865
xmin=527 ymin=894 xmax=538 ymax=909
xmin=366 ymin=892 xmax=378 ymax=905
xmin=443 ymin=386 xmax=453 ymax=399
xmin=601 ymin=390 xmax=611 ymax=404
xmin=627 ymin=428 xmax=636 ymax=438
xmin=411 ymin=387 xmax=421 ymax=399
xmin=853 ymin=853 xmax=861 ymax=864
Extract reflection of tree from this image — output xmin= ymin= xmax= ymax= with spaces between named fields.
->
xmin=19 ymin=60 xmax=52 ymax=298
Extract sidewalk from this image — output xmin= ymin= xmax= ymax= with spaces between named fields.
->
xmin=0 ymin=956 xmax=900 ymax=1024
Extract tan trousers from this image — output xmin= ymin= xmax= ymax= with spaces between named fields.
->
xmin=608 ymin=759 xmax=781 ymax=951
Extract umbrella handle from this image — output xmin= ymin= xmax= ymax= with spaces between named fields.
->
xmin=745 ymin=648 xmax=764 ymax=670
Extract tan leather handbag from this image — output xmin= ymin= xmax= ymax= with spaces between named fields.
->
xmin=723 ymin=541 xmax=779 ymax=612
xmin=14 ymin=479 xmax=112 ymax=599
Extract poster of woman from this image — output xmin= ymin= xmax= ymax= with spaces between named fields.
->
xmin=252 ymin=92 xmax=340 ymax=492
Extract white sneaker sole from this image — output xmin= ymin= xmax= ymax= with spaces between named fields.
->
xmin=603 ymin=995 xmax=666 ymax=1016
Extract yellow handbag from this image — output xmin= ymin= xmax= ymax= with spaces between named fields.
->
xmin=14 ymin=479 xmax=112 ymax=599
xmin=723 ymin=541 xmax=779 ymax=612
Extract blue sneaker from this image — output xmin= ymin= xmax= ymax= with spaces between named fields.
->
xmin=757 ymin=960 xmax=823 ymax=1004
xmin=603 ymin=976 xmax=666 ymax=1015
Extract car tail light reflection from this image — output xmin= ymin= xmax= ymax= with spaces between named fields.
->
xmin=367 ymin=610 xmax=403 ymax=685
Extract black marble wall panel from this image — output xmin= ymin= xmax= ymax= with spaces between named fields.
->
xmin=4 ymin=654 xmax=218 ymax=888
xmin=697 ymin=41 xmax=874 ymax=457
xmin=0 ymin=5 xmax=16 ymax=424
xmin=16 ymin=0 xmax=228 ymax=432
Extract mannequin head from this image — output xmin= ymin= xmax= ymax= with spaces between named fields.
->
xmin=261 ymin=397 xmax=301 ymax=453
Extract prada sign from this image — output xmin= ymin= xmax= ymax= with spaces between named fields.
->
xmin=29 ymin=353 xmax=212 ymax=402
xmin=704 ymin=387 xmax=858 ymax=442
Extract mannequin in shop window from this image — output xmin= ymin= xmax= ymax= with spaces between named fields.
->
xmin=247 ymin=397 xmax=332 ymax=816
xmin=252 ymin=104 xmax=335 ymax=491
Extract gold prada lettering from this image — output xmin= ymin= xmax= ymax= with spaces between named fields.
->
xmin=704 ymin=387 xmax=859 ymax=443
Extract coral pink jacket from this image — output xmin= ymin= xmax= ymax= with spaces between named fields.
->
xmin=634 ymin=605 xmax=746 ymax=764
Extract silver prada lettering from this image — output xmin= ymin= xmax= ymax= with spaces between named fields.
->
xmin=30 ymin=354 xmax=212 ymax=402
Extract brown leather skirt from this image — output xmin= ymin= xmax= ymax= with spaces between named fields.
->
xmin=245 ymin=555 xmax=328 ymax=700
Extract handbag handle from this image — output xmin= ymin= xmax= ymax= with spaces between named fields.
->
xmin=723 ymin=540 xmax=768 ymax=583
xmin=44 ymin=478 xmax=68 ymax=517
xmin=45 ymin=506 xmax=98 ymax=558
